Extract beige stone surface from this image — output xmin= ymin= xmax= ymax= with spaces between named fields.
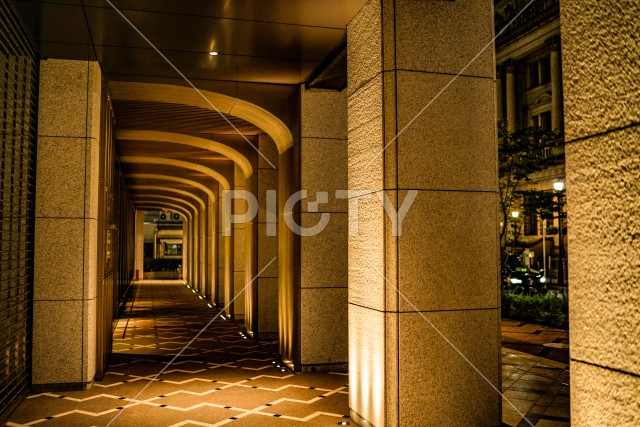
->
xmin=396 ymin=71 xmax=497 ymax=191
xmin=38 ymin=59 xmax=89 ymax=138
xmin=395 ymin=0 xmax=494 ymax=78
xmin=35 ymin=137 xmax=87 ymax=218
xmin=85 ymin=137 xmax=100 ymax=220
xmin=34 ymin=218 xmax=85 ymax=300
xmin=32 ymin=300 xmax=83 ymax=384
xmin=258 ymin=134 xmax=279 ymax=169
xmin=348 ymin=303 xmax=387 ymax=427
xmin=82 ymin=297 xmax=97 ymax=383
xmin=348 ymin=75 xmax=384 ymax=191
xmin=398 ymin=190 xmax=500 ymax=312
xmin=300 ymin=212 xmax=347 ymax=288
xmin=566 ymin=127 xmax=640 ymax=376
xmin=84 ymin=218 xmax=98 ymax=301
xmin=347 ymin=0 xmax=382 ymax=95
xmin=301 ymin=138 xmax=348 ymax=213
xmin=301 ymin=88 xmax=347 ymax=139
xmin=560 ymin=0 xmax=640 ymax=140
xmin=233 ymin=271 xmax=246 ymax=316
xmin=233 ymin=227 xmax=245 ymax=270
xmin=300 ymin=288 xmax=348 ymax=365
xmin=256 ymin=223 xmax=278 ymax=278
xmin=572 ymin=361 xmax=640 ymax=427
xmin=257 ymin=168 xmax=278 ymax=223
xmin=398 ymin=309 xmax=501 ymax=425
xmin=87 ymin=61 xmax=102 ymax=141
xmin=348 ymin=192 xmax=387 ymax=311
xmin=256 ymin=278 xmax=278 ymax=335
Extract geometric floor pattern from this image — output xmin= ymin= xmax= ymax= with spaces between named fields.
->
xmin=501 ymin=319 xmax=570 ymax=365
xmin=7 ymin=280 xmax=570 ymax=426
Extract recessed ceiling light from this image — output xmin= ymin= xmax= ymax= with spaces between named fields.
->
xmin=209 ymin=51 xmax=219 ymax=56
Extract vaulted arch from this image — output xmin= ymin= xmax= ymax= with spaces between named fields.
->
xmin=118 ymin=130 xmax=253 ymax=178
xmin=110 ymin=82 xmax=293 ymax=153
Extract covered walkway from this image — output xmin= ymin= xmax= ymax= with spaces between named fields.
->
xmin=8 ymin=281 xmax=350 ymax=426
xmin=7 ymin=280 xmax=569 ymax=427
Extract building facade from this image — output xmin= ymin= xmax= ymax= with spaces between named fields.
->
xmin=495 ymin=0 xmax=567 ymax=279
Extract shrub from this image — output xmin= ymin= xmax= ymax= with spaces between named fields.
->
xmin=501 ymin=289 xmax=568 ymax=329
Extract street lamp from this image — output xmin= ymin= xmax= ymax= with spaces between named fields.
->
xmin=553 ymin=181 xmax=566 ymax=286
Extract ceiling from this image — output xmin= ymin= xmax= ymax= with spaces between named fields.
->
xmin=14 ymin=0 xmax=366 ymax=214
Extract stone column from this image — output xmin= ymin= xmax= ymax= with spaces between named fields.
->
xmin=182 ymin=220 xmax=188 ymax=281
xmin=199 ymin=206 xmax=206 ymax=293
xmin=33 ymin=59 xmax=102 ymax=388
xmin=496 ymin=66 xmax=504 ymax=121
xmin=191 ymin=212 xmax=198 ymax=288
xmin=560 ymin=2 xmax=640 ymax=425
xmin=206 ymin=199 xmax=216 ymax=299
xmin=299 ymin=86 xmax=348 ymax=371
xmin=230 ymin=165 xmax=247 ymax=319
xmin=219 ymin=188 xmax=232 ymax=308
xmin=135 ymin=210 xmax=144 ymax=280
xmin=278 ymin=146 xmax=297 ymax=369
xmin=347 ymin=1 xmax=500 ymax=425
xmin=245 ymin=135 xmax=279 ymax=339
xmin=505 ymin=60 xmax=517 ymax=132
xmin=549 ymin=37 xmax=563 ymax=133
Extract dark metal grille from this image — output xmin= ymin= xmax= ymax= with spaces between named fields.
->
xmin=0 ymin=1 xmax=38 ymax=421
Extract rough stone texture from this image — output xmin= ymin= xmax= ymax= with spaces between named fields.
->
xmin=82 ymin=297 xmax=97 ymax=383
xmin=572 ymin=361 xmax=640 ymax=427
xmin=347 ymin=75 xmax=384 ymax=191
xmin=348 ymin=303 xmax=386 ymax=427
xmin=396 ymin=72 xmax=498 ymax=191
xmin=347 ymin=191 xmax=386 ymax=312
xmin=32 ymin=300 xmax=83 ymax=384
xmin=347 ymin=1 xmax=499 ymax=425
xmin=256 ymin=168 xmax=278 ymax=223
xmin=300 ymin=89 xmax=347 ymax=139
xmin=395 ymin=0 xmax=494 ymax=78
xmin=38 ymin=59 xmax=89 ymax=137
xmin=300 ymin=213 xmax=347 ymax=288
xmin=398 ymin=309 xmax=501 ymax=425
xmin=560 ymin=3 xmax=640 ymax=422
xmin=35 ymin=137 xmax=87 ymax=218
xmin=256 ymin=223 xmax=278 ymax=278
xmin=300 ymin=138 xmax=348 ymax=212
xmin=258 ymin=134 xmax=279 ymax=169
xmin=566 ymin=128 xmax=640 ymax=376
xmin=398 ymin=190 xmax=500 ymax=312
xmin=347 ymin=0 xmax=382 ymax=95
xmin=300 ymin=288 xmax=348 ymax=365
xmin=34 ymin=218 xmax=85 ymax=301
xmin=256 ymin=278 xmax=278 ymax=336
xmin=560 ymin=0 xmax=640 ymax=140
xmin=33 ymin=59 xmax=102 ymax=387
xmin=297 ymin=85 xmax=349 ymax=367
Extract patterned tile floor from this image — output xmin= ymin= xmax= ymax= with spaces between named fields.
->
xmin=7 ymin=281 xmax=570 ymax=426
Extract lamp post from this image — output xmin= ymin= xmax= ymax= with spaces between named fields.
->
xmin=553 ymin=181 xmax=565 ymax=286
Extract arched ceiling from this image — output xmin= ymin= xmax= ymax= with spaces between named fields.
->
xmin=13 ymin=0 xmax=366 ymax=212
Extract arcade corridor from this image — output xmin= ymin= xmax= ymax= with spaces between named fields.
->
xmin=1 ymin=0 xmax=637 ymax=425
xmin=7 ymin=280 xmax=570 ymax=427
